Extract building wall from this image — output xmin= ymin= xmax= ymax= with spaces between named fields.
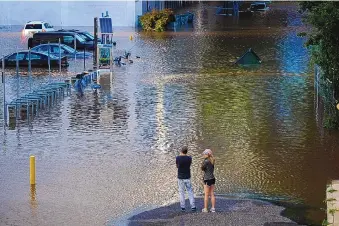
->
xmin=0 ymin=1 xmax=136 ymax=27
xmin=141 ymin=1 xmax=165 ymax=14
xmin=134 ymin=0 xmax=165 ymax=27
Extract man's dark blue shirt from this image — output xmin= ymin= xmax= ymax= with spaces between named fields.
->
xmin=176 ymin=155 xmax=192 ymax=179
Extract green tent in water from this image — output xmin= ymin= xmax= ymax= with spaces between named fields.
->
xmin=235 ymin=48 xmax=261 ymax=65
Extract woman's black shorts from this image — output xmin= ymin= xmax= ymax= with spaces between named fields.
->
xmin=204 ymin=178 xmax=215 ymax=186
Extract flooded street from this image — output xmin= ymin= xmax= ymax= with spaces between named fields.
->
xmin=1 ymin=2 xmax=338 ymax=225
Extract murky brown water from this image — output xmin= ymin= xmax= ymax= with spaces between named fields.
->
xmin=1 ymin=2 xmax=338 ymax=225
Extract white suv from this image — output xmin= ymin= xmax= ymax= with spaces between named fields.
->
xmin=22 ymin=21 xmax=54 ymax=38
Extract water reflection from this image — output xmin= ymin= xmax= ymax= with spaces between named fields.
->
xmin=194 ymin=74 xmax=324 ymax=221
xmin=30 ymin=184 xmax=38 ymax=216
xmin=68 ymin=74 xmax=129 ymax=135
xmin=155 ymin=84 xmax=167 ymax=152
xmin=278 ymin=32 xmax=309 ymax=73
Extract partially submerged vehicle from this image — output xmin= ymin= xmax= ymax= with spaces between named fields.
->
xmin=57 ymin=29 xmax=102 ymax=43
xmin=31 ymin=43 xmax=93 ymax=59
xmin=0 ymin=51 xmax=68 ymax=68
xmin=235 ymin=48 xmax=261 ymax=65
xmin=28 ymin=32 xmax=95 ymax=50
xmin=250 ymin=2 xmax=269 ymax=12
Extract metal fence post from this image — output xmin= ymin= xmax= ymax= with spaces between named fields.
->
xmin=84 ymin=48 xmax=86 ymax=71
xmin=2 ymin=57 xmax=6 ymax=126
xmin=16 ymin=50 xmax=19 ymax=101
xmin=28 ymin=48 xmax=32 ymax=92
xmin=48 ymin=42 xmax=51 ymax=83
xmin=94 ymin=17 xmax=98 ymax=69
xmin=74 ymin=35 xmax=77 ymax=75
xmin=59 ymin=38 xmax=61 ymax=76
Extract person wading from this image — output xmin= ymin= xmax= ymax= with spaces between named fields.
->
xmin=176 ymin=146 xmax=196 ymax=212
xmin=201 ymin=149 xmax=216 ymax=213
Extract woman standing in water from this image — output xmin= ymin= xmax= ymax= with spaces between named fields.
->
xmin=201 ymin=149 xmax=216 ymax=213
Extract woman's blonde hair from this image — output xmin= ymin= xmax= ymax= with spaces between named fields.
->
xmin=208 ymin=154 xmax=215 ymax=165
xmin=203 ymin=149 xmax=215 ymax=165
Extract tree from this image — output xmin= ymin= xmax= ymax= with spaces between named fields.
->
xmin=300 ymin=2 xmax=339 ymax=128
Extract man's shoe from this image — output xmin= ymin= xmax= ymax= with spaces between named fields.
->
xmin=191 ymin=207 xmax=197 ymax=212
xmin=181 ymin=208 xmax=186 ymax=212
xmin=202 ymin=208 xmax=208 ymax=213
xmin=210 ymin=208 xmax=216 ymax=213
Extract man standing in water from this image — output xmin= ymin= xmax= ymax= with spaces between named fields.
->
xmin=176 ymin=146 xmax=196 ymax=211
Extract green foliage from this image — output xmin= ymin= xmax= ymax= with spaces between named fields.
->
xmin=154 ymin=17 xmax=168 ymax=32
xmin=99 ymin=58 xmax=110 ymax=65
xmin=329 ymin=208 xmax=339 ymax=215
xmin=297 ymin=32 xmax=307 ymax=37
xmin=300 ymin=2 xmax=339 ymax=128
xmin=328 ymin=188 xmax=338 ymax=193
xmin=299 ymin=2 xmax=324 ymax=12
xmin=325 ymin=198 xmax=337 ymax=203
xmin=322 ymin=219 xmax=331 ymax=226
xmin=140 ymin=9 xmax=175 ymax=32
xmin=324 ymin=116 xmax=339 ymax=129
xmin=300 ymin=2 xmax=339 ymax=87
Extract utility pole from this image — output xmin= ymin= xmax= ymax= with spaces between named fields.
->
xmin=94 ymin=17 xmax=98 ymax=70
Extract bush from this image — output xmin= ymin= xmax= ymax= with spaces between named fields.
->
xmin=140 ymin=9 xmax=175 ymax=32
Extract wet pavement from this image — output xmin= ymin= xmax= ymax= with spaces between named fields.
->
xmin=125 ymin=197 xmax=304 ymax=226
xmin=0 ymin=2 xmax=338 ymax=225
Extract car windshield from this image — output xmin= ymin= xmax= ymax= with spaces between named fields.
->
xmin=47 ymin=54 xmax=60 ymax=59
xmin=78 ymin=33 xmax=91 ymax=41
xmin=75 ymin=34 xmax=86 ymax=42
xmin=31 ymin=46 xmax=43 ymax=51
xmin=6 ymin=52 xmax=26 ymax=60
xmin=25 ymin=24 xmax=42 ymax=29
xmin=44 ymin=23 xmax=53 ymax=28
xmin=62 ymin=45 xmax=76 ymax=53
xmin=82 ymin=32 xmax=94 ymax=40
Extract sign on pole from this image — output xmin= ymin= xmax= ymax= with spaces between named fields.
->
xmin=98 ymin=44 xmax=113 ymax=69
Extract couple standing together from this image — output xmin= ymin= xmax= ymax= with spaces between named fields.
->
xmin=176 ymin=146 xmax=216 ymax=213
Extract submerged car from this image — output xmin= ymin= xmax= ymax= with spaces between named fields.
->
xmin=28 ymin=32 xmax=95 ymax=50
xmin=31 ymin=43 xmax=93 ymax=59
xmin=250 ymin=2 xmax=269 ymax=12
xmin=0 ymin=51 xmax=68 ymax=68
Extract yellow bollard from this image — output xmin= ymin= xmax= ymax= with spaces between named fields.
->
xmin=30 ymin=155 xmax=35 ymax=185
xmin=129 ymin=35 xmax=133 ymax=41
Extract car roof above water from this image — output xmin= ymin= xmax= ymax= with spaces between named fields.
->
xmin=4 ymin=50 xmax=50 ymax=58
xmin=26 ymin=21 xmax=46 ymax=24
xmin=57 ymin=29 xmax=80 ymax=32
xmin=13 ymin=50 xmax=42 ymax=54
xmin=33 ymin=31 xmax=77 ymax=37
xmin=33 ymin=43 xmax=68 ymax=47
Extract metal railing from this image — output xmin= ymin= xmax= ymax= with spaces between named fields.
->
xmin=3 ymin=70 xmax=100 ymax=128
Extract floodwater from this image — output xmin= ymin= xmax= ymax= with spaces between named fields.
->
xmin=0 ymin=2 xmax=338 ymax=225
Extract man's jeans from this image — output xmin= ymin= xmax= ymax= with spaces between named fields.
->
xmin=178 ymin=179 xmax=195 ymax=209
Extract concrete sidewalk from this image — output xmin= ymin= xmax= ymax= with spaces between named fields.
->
xmin=327 ymin=180 xmax=339 ymax=226
xmin=127 ymin=197 xmax=305 ymax=226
